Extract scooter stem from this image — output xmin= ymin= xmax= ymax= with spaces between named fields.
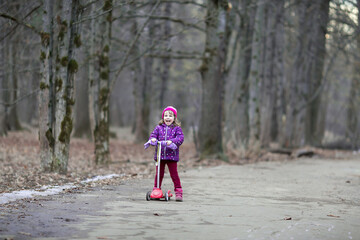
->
xmin=156 ymin=141 xmax=161 ymax=188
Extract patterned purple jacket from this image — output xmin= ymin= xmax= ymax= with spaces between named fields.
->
xmin=149 ymin=124 xmax=184 ymax=161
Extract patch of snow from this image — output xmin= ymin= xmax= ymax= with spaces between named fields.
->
xmin=81 ymin=174 xmax=121 ymax=183
xmin=0 ymin=174 xmax=122 ymax=205
xmin=0 ymin=184 xmax=75 ymax=205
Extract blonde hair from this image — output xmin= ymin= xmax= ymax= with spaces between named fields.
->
xmin=158 ymin=110 xmax=181 ymax=126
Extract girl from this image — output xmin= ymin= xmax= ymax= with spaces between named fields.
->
xmin=144 ymin=106 xmax=184 ymax=201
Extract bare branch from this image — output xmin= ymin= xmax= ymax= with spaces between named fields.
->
xmin=156 ymin=0 xmax=205 ymax=8
xmin=113 ymin=15 xmax=205 ymax=32
xmin=145 ymin=54 xmax=203 ymax=60
xmin=0 ymin=4 xmax=42 ymax=42
xmin=0 ymin=89 xmax=40 ymax=108
xmin=0 ymin=11 xmax=42 ymax=36
xmin=109 ymin=0 xmax=161 ymax=94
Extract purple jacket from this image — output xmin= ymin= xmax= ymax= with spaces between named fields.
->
xmin=149 ymin=124 xmax=184 ymax=161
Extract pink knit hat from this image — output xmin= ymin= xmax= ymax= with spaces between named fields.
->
xmin=162 ymin=106 xmax=177 ymax=119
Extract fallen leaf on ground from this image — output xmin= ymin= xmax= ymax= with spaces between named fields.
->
xmin=19 ymin=232 xmax=31 ymax=236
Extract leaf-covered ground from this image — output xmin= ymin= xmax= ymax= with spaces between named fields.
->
xmin=0 ymin=128 xmax=222 ymax=194
xmin=0 ymin=127 xmax=356 ymax=194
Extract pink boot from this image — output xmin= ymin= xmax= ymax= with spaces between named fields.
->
xmin=175 ymin=188 xmax=183 ymax=202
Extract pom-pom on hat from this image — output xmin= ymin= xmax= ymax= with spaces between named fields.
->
xmin=162 ymin=106 xmax=177 ymax=119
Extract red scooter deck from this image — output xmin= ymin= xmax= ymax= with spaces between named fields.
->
xmin=146 ymin=188 xmax=173 ymax=201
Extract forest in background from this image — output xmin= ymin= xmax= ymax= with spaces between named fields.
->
xmin=0 ymin=0 xmax=359 ymax=174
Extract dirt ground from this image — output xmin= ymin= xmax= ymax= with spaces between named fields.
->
xmin=0 ymin=156 xmax=359 ymax=240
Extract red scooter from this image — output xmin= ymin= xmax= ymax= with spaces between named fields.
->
xmin=146 ymin=141 xmax=173 ymax=201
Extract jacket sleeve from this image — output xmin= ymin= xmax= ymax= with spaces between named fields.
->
xmin=170 ymin=126 xmax=184 ymax=147
xmin=149 ymin=126 xmax=159 ymax=140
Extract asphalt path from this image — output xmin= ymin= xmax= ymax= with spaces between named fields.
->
xmin=1 ymin=157 xmax=359 ymax=240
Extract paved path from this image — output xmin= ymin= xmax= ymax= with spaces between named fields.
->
xmin=1 ymin=158 xmax=360 ymax=240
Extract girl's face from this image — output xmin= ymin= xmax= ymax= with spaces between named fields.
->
xmin=163 ymin=111 xmax=175 ymax=126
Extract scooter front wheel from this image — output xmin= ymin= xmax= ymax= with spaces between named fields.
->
xmin=146 ymin=191 xmax=151 ymax=201
xmin=165 ymin=192 xmax=169 ymax=201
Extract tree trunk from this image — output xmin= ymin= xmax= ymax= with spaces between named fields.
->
xmin=346 ymin=0 xmax=360 ymax=149
xmin=159 ymin=2 xmax=171 ymax=109
xmin=134 ymin=1 xmax=155 ymax=143
xmin=0 ymin=29 xmax=5 ymax=135
xmin=281 ymin=0 xmax=329 ymax=148
xmin=248 ymin=0 xmax=264 ymax=151
xmin=130 ymin=6 xmax=142 ymax=139
xmin=53 ymin=0 xmax=71 ymax=173
xmin=0 ymin=75 xmax=6 ymax=135
xmin=305 ymin=0 xmax=330 ymax=146
xmin=198 ymin=0 xmax=229 ymax=159
xmin=94 ymin=0 xmax=112 ymax=164
xmin=260 ymin=1 xmax=275 ymax=147
xmin=7 ymin=40 xmax=22 ymax=130
xmin=281 ymin=1 xmax=310 ymax=147
xmin=1 ymin=2 xmax=21 ymax=132
xmin=73 ymin=73 xmax=91 ymax=138
xmin=274 ymin=1 xmax=286 ymax=145
xmin=39 ymin=0 xmax=54 ymax=172
xmin=52 ymin=0 xmax=80 ymax=173
xmin=234 ymin=0 xmax=255 ymax=148
xmin=260 ymin=0 xmax=285 ymax=147
xmin=73 ymin=16 xmax=91 ymax=140
xmin=225 ymin=0 xmax=253 ymax=150
xmin=88 ymin=0 xmax=99 ymax=142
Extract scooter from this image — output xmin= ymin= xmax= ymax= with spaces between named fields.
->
xmin=146 ymin=141 xmax=173 ymax=201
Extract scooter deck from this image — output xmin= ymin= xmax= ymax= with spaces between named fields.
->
xmin=146 ymin=189 xmax=173 ymax=201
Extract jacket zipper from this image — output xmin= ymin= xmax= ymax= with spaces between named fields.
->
xmin=164 ymin=126 xmax=168 ymax=158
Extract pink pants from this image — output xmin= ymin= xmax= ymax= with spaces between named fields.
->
xmin=154 ymin=160 xmax=182 ymax=190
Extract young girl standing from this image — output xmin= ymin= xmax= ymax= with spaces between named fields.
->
xmin=144 ymin=106 xmax=184 ymax=201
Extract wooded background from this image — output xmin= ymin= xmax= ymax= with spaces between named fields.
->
xmin=0 ymin=0 xmax=359 ymax=173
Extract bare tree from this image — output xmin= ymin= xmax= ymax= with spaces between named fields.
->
xmin=129 ymin=4 xmax=142 ymax=137
xmin=133 ymin=1 xmax=157 ymax=143
xmin=198 ymin=0 xmax=230 ymax=159
xmin=159 ymin=2 xmax=172 ymax=109
xmin=73 ymin=73 xmax=91 ymax=138
xmin=248 ymin=0 xmax=264 ymax=151
xmin=281 ymin=0 xmax=330 ymax=148
xmin=230 ymin=0 xmax=255 ymax=149
xmin=0 ymin=2 xmax=23 ymax=131
xmin=0 ymin=77 xmax=6 ymax=135
xmin=39 ymin=0 xmax=81 ymax=173
xmin=94 ymin=0 xmax=112 ymax=164
xmin=304 ymin=0 xmax=330 ymax=146
xmin=0 ymin=25 xmax=5 ymax=134
xmin=282 ymin=0 xmax=311 ymax=147
xmin=7 ymin=30 xmax=22 ymax=131
xmin=346 ymin=0 xmax=360 ymax=149
xmin=39 ymin=0 xmax=54 ymax=172
xmin=260 ymin=0 xmax=284 ymax=147
xmin=88 ymin=0 xmax=99 ymax=142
